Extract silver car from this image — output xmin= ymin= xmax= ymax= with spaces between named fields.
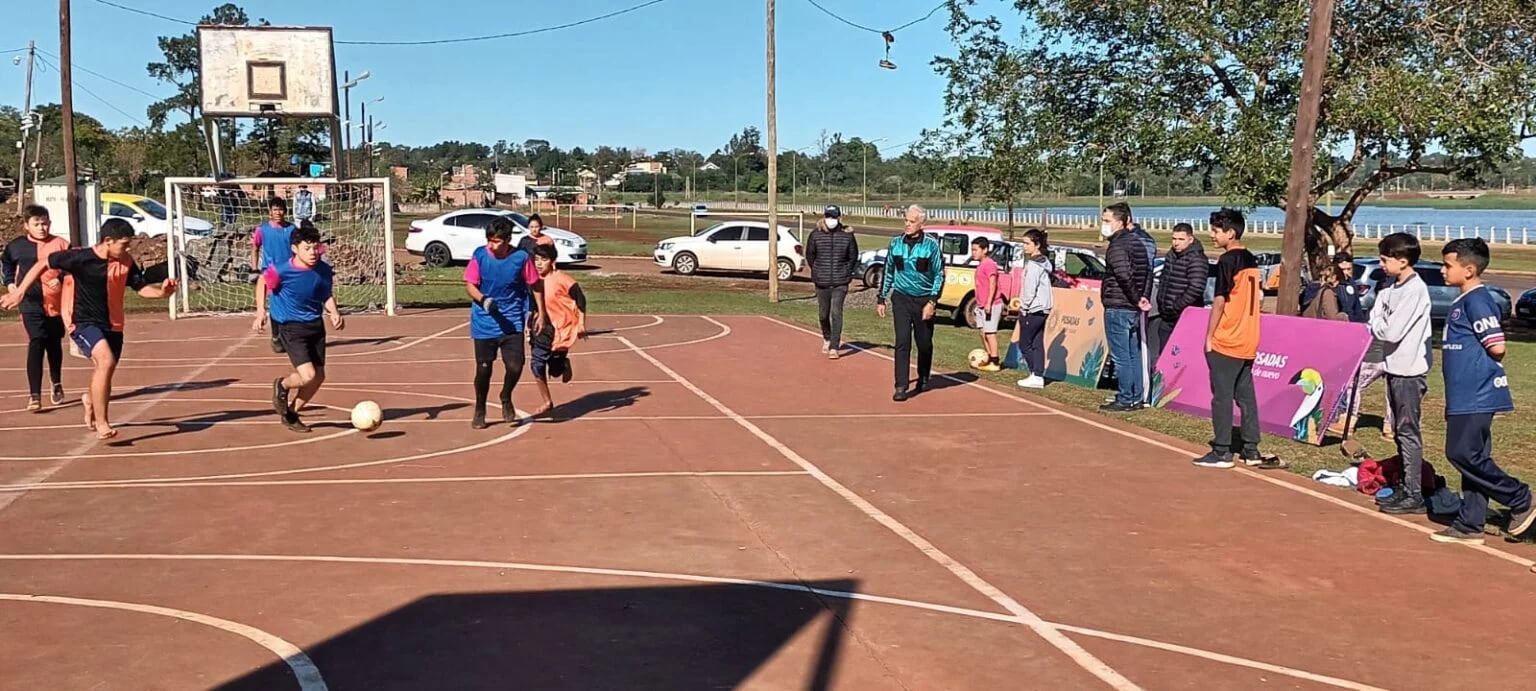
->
xmin=1351 ymin=259 xmax=1512 ymax=322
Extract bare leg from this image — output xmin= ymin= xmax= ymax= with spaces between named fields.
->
xmin=534 ymin=378 xmax=553 ymax=416
xmin=88 ymin=344 xmax=118 ymax=439
xmin=287 ymin=365 xmax=323 ymax=413
xmin=983 ymin=332 xmax=999 ymax=360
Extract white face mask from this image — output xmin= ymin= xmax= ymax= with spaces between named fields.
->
xmin=825 ymin=218 xmax=839 ymax=229
xmin=1100 ymin=222 xmax=1115 ymax=239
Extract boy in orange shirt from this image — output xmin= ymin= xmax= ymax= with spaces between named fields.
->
xmin=2 ymin=205 xmax=70 ymax=410
xmin=528 ymin=243 xmax=587 ymax=416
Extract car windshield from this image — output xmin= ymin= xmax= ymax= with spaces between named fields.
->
xmin=138 ymin=198 xmax=169 ymax=220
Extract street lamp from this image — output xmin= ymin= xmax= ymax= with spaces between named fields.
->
xmin=341 ymin=70 xmax=371 ymax=177
xmin=862 ymin=137 xmax=887 ymax=222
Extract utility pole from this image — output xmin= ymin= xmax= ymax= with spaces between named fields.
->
xmin=765 ymin=0 xmax=779 ymax=302
xmin=59 ymin=0 xmax=82 ymax=246
xmin=1276 ymin=0 xmax=1337 ymax=316
xmin=15 ymin=40 xmax=35 ymax=213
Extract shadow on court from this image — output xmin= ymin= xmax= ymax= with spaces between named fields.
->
xmin=548 ymin=386 xmax=650 ymax=421
xmin=108 ymin=407 xmax=274 ymax=447
xmin=115 ymin=379 xmax=237 ymax=402
xmin=217 ymin=580 xmax=855 ymax=691
xmin=326 ymin=336 xmax=406 ymax=348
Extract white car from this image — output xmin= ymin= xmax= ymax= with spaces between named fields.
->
xmin=101 ymin=193 xmax=214 ymax=238
xmin=405 ymin=208 xmax=588 ymax=267
xmin=654 ymin=221 xmax=804 ymax=281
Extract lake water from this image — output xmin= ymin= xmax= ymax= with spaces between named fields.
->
xmin=961 ymin=204 xmax=1536 ymax=232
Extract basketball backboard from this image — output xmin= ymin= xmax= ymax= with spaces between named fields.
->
xmin=198 ymin=25 xmax=337 ymax=118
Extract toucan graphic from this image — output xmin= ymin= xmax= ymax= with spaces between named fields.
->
xmin=1289 ymin=368 xmax=1326 ymax=441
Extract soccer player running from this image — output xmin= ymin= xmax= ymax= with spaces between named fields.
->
xmin=466 ymin=218 xmax=544 ymax=429
xmin=528 ymin=243 xmax=589 ymax=415
xmin=1 ymin=219 xmax=176 ymax=439
xmin=263 ymin=225 xmax=343 ymax=433
xmin=251 ymin=197 xmax=298 ymax=353
xmin=1 ymin=205 xmax=70 ymax=410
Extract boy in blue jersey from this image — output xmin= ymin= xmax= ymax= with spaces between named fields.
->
xmin=261 ymin=225 xmax=344 ymax=433
xmin=251 ymin=197 xmax=298 ymax=354
xmin=465 ymin=218 xmax=544 ymax=429
xmin=1431 ymin=238 xmax=1534 ymax=545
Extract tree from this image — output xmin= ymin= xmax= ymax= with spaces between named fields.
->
xmin=145 ymin=3 xmax=254 ymax=129
xmin=942 ymin=0 xmax=1536 ymax=270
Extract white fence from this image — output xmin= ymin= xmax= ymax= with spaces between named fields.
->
xmin=700 ymin=201 xmax=1535 ymax=245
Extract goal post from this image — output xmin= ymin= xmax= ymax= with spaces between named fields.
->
xmin=164 ymin=176 xmax=396 ymax=319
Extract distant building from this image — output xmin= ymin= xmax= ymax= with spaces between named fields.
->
xmin=624 ymin=161 xmax=667 ymax=176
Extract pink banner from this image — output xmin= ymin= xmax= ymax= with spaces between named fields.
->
xmin=1150 ymin=308 xmax=1374 ymax=446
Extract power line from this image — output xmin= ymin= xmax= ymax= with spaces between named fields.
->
xmin=35 ymin=53 xmax=149 ymax=127
xmin=1 ymin=47 xmax=32 ymax=55
xmin=803 ymin=0 xmax=947 ymax=34
xmin=89 ymin=0 xmax=674 ymax=46
xmin=37 ymin=48 xmax=161 ymax=100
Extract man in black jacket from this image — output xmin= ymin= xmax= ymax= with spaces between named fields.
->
xmin=804 ymin=205 xmax=860 ymax=358
xmin=1149 ymin=223 xmax=1209 ymax=360
xmin=1100 ymin=202 xmax=1152 ymax=412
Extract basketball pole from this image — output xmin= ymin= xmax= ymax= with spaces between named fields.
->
xmin=58 ymin=0 xmax=82 ymax=246
xmin=765 ymin=0 xmax=779 ymax=303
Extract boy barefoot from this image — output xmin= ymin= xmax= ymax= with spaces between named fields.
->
xmin=528 ymin=243 xmax=588 ymax=415
xmin=466 ymin=218 xmax=543 ymax=429
xmin=1 ymin=219 xmax=176 ymax=439
xmin=1431 ymin=238 xmax=1534 ymax=544
xmin=251 ymin=197 xmax=297 ymax=353
xmin=262 ymin=225 xmax=343 ymax=433
xmin=1 ymin=205 xmax=70 ymax=410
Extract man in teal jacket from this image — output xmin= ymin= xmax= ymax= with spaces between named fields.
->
xmin=877 ymin=204 xmax=945 ymax=401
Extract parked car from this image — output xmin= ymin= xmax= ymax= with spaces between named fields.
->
xmin=101 ymin=193 xmax=214 ymax=238
xmin=690 ymin=203 xmax=709 ymax=217
xmin=1516 ymin=287 xmax=1536 ymax=326
xmin=1351 ymin=259 xmax=1512 ymax=322
xmin=405 ymin=208 xmax=588 ymax=267
xmin=856 ymin=225 xmax=1004 ymax=289
xmin=0 ymin=178 xmax=16 ymax=204
xmin=935 ymin=243 xmax=1108 ymax=327
xmin=653 ymin=221 xmax=804 ymax=281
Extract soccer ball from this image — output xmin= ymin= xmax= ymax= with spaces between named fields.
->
xmin=968 ymin=348 xmax=990 ymax=369
xmin=350 ymin=400 xmax=383 ymax=431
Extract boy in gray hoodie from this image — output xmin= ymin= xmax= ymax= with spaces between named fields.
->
xmin=1369 ymin=233 xmax=1434 ymax=514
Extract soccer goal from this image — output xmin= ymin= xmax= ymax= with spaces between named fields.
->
xmin=163 ymin=176 xmax=396 ymax=318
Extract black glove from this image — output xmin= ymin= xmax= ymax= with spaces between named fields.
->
xmin=480 ymin=296 xmax=497 ymax=313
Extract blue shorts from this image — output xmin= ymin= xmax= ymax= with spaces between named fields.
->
xmin=529 ymin=334 xmax=568 ymax=380
xmin=71 ymin=323 xmax=124 ymax=360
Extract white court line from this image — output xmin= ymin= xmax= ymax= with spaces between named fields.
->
xmin=0 ymin=470 xmax=811 ymax=492
xmin=617 ymin=327 xmax=1141 ymax=690
xmin=761 ymin=317 xmax=1536 ymax=572
xmin=0 ymin=593 xmax=326 ymax=691
xmin=0 ymin=380 xmax=677 ymax=396
xmin=0 ymin=553 xmax=1380 ymax=690
xmin=0 ymin=333 xmax=256 ymax=513
xmin=0 ymin=399 xmax=355 ymax=460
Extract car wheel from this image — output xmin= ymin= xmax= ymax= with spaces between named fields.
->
xmin=863 ymin=265 xmax=883 ymax=290
xmin=423 ymin=242 xmax=453 ymax=268
xmin=957 ymin=294 xmax=976 ymax=328
xmin=673 ymin=252 xmax=699 ymax=276
xmin=776 ymin=258 xmax=795 ymax=282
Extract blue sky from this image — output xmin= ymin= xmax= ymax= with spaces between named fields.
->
xmin=0 ymin=0 xmax=957 ymax=158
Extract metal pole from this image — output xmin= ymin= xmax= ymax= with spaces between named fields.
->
xmin=342 ymin=70 xmax=352 ymax=178
xmin=766 ymin=0 xmax=779 ymax=302
xmin=59 ymin=0 xmax=82 ymax=246
xmin=15 ymin=40 xmax=35 ymax=213
xmin=1277 ymin=0 xmax=1337 ymax=316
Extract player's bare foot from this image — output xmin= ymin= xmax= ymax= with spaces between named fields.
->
xmin=81 ymin=395 xmax=94 ymax=429
xmin=94 ymin=423 xmax=118 ymax=440
xmin=533 ymin=402 xmax=554 ymax=418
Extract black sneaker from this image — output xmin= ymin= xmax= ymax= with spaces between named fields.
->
xmin=560 ymin=358 xmax=574 ymax=384
xmin=914 ymin=378 xmax=929 ymax=394
xmin=270 ymin=330 xmax=286 ymax=353
xmin=1099 ymin=401 xmax=1139 ymax=413
xmin=892 ymin=388 xmax=908 ymax=402
xmin=1506 ymin=506 xmax=1536 ymax=538
xmin=271 ymin=378 xmax=290 ymax=416
xmin=282 ymin=411 xmax=311 ymax=433
xmin=471 ymin=411 xmax=488 ymax=430
xmin=1192 ymin=451 xmax=1235 ymax=469
xmin=1430 ymin=527 xmax=1485 ymax=545
xmin=50 ymin=384 xmax=65 ymax=406
xmin=1375 ymin=484 xmax=1405 ymax=506
xmin=499 ymin=401 xmax=518 ymax=425
xmin=1380 ymin=494 xmax=1427 ymax=515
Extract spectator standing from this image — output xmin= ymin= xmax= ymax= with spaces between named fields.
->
xmin=1011 ymin=228 xmax=1054 ymax=389
xmin=1369 ymin=233 xmax=1433 ymax=515
xmin=1099 ymin=202 xmax=1152 ymax=412
xmin=294 ymin=185 xmax=315 ymax=224
xmin=877 ymin=205 xmax=945 ymax=402
xmin=1149 ymin=223 xmax=1208 ymax=360
xmin=805 ymin=205 xmax=859 ymax=359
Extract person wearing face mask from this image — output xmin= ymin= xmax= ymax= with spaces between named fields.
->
xmin=804 ymin=205 xmax=860 ymax=358
xmin=877 ymin=204 xmax=945 ymax=401
xmin=1099 ymin=202 xmax=1152 ymax=412
xmin=1149 ymin=223 xmax=1208 ymax=361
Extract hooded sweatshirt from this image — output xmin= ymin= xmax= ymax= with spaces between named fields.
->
xmin=1017 ymin=254 xmax=1054 ymax=315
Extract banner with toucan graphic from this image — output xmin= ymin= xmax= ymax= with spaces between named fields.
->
xmin=1150 ymin=308 xmax=1373 ymax=446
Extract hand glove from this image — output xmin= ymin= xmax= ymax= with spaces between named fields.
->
xmin=480 ymin=296 xmax=497 ymax=313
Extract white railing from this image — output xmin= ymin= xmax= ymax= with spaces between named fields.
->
xmin=697 ymin=201 xmax=1534 ymax=245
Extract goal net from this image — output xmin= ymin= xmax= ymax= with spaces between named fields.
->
xmin=164 ymin=177 xmax=396 ymax=318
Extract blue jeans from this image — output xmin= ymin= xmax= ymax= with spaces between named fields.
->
xmin=1104 ymin=308 xmax=1143 ymax=406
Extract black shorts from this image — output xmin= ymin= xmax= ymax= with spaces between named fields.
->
xmin=528 ymin=325 xmax=566 ymax=380
xmin=21 ymin=311 xmax=65 ymax=341
xmin=277 ymin=319 xmax=327 ymax=368
xmin=70 ymin=323 xmax=124 ymax=360
xmin=474 ymin=333 xmax=526 ymax=366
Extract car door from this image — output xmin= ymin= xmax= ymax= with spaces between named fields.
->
xmin=447 ymin=213 xmax=499 ymax=259
xmin=106 ymin=202 xmax=148 ymax=236
xmin=698 ymin=225 xmax=743 ymax=269
xmin=738 ymin=226 xmax=771 ymax=271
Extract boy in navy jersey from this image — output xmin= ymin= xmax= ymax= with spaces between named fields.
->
xmin=251 ymin=197 xmax=297 ymax=353
xmin=1432 ymin=238 xmax=1533 ymax=544
xmin=262 ymin=225 xmax=344 ymax=433
xmin=465 ymin=218 xmax=544 ymax=429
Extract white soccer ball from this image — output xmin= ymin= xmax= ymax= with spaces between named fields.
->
xmin=350 ymin=400 xmax=383 ymax=431
xmin=968 ymin=348 xmax=990 ymax=369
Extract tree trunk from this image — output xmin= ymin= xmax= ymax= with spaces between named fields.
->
xmin=1007 ymin=199 xmax=1015 ymax=238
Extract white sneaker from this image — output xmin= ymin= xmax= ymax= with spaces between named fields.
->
xmin=1016 ymin=375 xmax=1045 ymax=390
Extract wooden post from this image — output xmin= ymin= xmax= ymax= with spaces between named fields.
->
xmin=59 ymin=0 xmax=82 ymax=246
xmin=1276 ymin=0 xmax=1337 ymax=316
xmin=765 ymin=0 xmax=779 ymax=302
xmin=15 ymin=40 xmax=34 ymax=213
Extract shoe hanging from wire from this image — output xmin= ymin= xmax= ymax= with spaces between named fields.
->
xmin=879 ymin=31 xmax=897 ymax=69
